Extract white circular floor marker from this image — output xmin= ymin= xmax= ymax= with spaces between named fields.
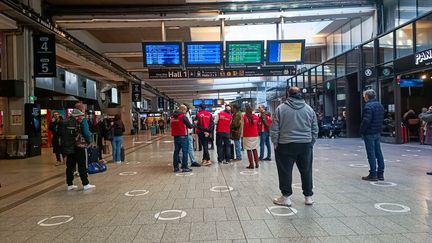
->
xmin=125 ymin=161 xmax=141 ymax=165
xmin=37 ymin=215 xmax=74 ymax=227
xmin=119 ymin=171 xmax=137 ymax=176
xmin=385 ymin=159 xmax=401 ymax=163
xmin=344 ymin=153 xmax=359 ymax=156
xmin=210 ymin=186 xmax=234 ymax=192
xmin=124 ymin=190 xmax=150 ymax=197
xmin=154 ymin=210 xmax=187 ymax=220
xmin=374 ymin=203 xmax=410 ymax=213
xmin=175 ymin=172 xmax=194 ymax=177
xmin=349 ymin=164 xmax=369 ymax=168
xmin=370 ymin=181 xmax=397 ymax=187
xmin=240 ymin=171 xmax=258 ymax=176
xmin=265 ymin=206 xmax=298 ymax=217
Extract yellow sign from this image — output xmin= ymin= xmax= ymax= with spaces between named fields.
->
xmin=279 ymin=43 xmax=303 ymax=62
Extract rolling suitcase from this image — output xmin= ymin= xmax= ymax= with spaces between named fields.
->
xmin=121 ymin=146 xmax=125 ymax=162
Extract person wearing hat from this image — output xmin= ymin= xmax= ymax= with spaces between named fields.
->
xmin=61 ymin=108 xmax=96 ymax=191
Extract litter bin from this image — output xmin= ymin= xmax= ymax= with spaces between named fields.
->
xmin=0 ymin=135 xmax=6 ymax=159
xmin=150 ymin=125 xmax=157 ymax=136
xmin=16 ymin=135 xmax=28 ymax=158
xmin=5 ymin=135 xmax=28 ymax=158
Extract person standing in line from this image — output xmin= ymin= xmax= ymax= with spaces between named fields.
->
xmin=171 ymin=105 xmax=195 ymax=172
xmin=258 ymin=105 xmax=272 ymax=161
xmin=270 ymin=87 xmax=318 ymax=206
xmin=111 ymin=114 xmax=125 ymax=164
xmin=242 ymin=104 xmax=260 ymax=169
xmin=195 ymin=104 xmax=214 ymax=166
xmin=186 ymin=106 xmax=201 ymax=167
xmin=49 ymin=111 xmax=64 ymax=166
xmin=230 ymin=104 xmax=242 ymax=161
xmin=216 ymin=105 xmax=233 ymax=164
xmin=360 ymin=89 xmax=385 ymax=181
xmin=60 ymin=109 xmax=96 ymax=191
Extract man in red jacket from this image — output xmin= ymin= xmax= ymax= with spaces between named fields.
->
xmin=195 ymin=104 xmax=214 ymax=166
xmin=258 ymin=105 xmax=272 ymax=161
xmin=216 ymin=105 xmax=233 ymax=164
xmin=171 ymin=105 xmax=195 ymax=173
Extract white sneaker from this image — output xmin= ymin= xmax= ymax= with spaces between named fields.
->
xmin=67 ymin=185 xmax=78 ymax=191
xmin=305 ymin=196 xmax=314 ymax=205
xmin=83 ymin=184 xmax=96 ymax=191
xmin=273 ymin=195 xmax=292 ymax=206
xmin=116 ymin=161 xmax=122 ymax=164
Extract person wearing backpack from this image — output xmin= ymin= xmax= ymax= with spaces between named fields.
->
xmin=110 ymin=114 xmax=125 ymax=164
xmin=60 ymin=109 xmax=96 ymax=191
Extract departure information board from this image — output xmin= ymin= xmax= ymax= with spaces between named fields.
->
xmin=226 ymin=41 xmax=263 ymax=65
xmin=267 ymin=40 xmax=305 ymax=65
xmin=185 ymin=42 xmax=222 ymax=65
xmin=143 ymin=42 xmax=181 ymax=66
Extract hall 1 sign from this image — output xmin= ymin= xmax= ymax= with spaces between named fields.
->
xmin=33 ymin=34 xmax=56 ymax=78
xmin=415 ymin=48 xmax=432 ymax=67
xmin=132 ymin=83 xmax=141 ymax=102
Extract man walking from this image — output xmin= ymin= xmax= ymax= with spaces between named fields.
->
xmin=230 ymin=104 xmax=242 ymax=161
xmin=216 ymin=105 xmax=233 ymax=164
xmin=171 ymin=105 xmax=195 ymax=173
xmin=360 ymin=89 xmax=385 ymax=181
xmin=196 ymin=104 xmax=214 ymax=166
xmin=258 ymin=105 xmax=272 ymax=161
xmin=271 ymin=87 xmax=318 ymax=206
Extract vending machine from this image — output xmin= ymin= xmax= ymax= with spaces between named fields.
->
xmin=25 ymin=103 xmax=41 ymax=157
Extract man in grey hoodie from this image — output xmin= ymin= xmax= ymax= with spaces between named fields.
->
xmin=270 ymin=87 xmax=318 ymax=207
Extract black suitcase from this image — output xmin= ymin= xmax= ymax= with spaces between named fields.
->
xmin=87 ymin=147 xmax=99 ymax=164
xmin=121 ymin=147 xmax=125 ymax=162
xmin=230 ymin=143 xmax=235 ymax=160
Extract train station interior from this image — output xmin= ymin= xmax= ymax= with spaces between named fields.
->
xmin=0 ymin=0 xmax=432 ymax=242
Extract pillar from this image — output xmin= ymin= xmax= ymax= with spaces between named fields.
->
xmin=120 ymin=84 xmax=133 ymax=135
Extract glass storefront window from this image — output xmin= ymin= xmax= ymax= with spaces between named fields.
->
xmin=346 ymin=49 xmax=359 ymax=75
xmin=363 ymin=41 xmax=375 ymax=67
xmin=336 ymin=55 xmax=346 ymax=78
xmin=327 ymin=34 xmax=334 ymax=59
xmin=378 ymin=32 xmax=394 ymax=64
xmin=316 ymin=65 xmax=324 ymax=85
xmin=416 ymin=14 xmax=432 ymax=52
xmin=383 ymin=0 xmax=397 ymax=31
xmin=351 ymin=18 xmax=362 ymax=47
xmin=396 ymin=23 xmax=413 ymax=58
xmin=418 ymin=0 xmax=432 ymax=16
xmin=324 ymin=60 xmax=335 ymax=81
xmin=362 ymin=16 xmax=374 ymax=42
xmin=334 ymin=29 xmax=342 ymax=56
xmin=398 ymin=0 xmax=417 ymax=25
xmin=380 ymin=78 xmax=396 ymax=143
xmin=310 ymin=68 xmax=317 ymax=86
xmin=342 ymin=23 xmax=351 ymax=52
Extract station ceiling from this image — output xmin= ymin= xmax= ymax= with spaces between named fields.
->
xmin=44 ymin=0 xmax=377 ymax=104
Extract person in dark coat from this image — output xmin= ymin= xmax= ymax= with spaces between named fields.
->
xmin=49 ymin=112 xmax=64 ymax=166
xmin=360 ymin=89 xmax=385 ymax=181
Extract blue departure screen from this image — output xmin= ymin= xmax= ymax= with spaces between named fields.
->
xmin=203 ymin=99 xmax=214 ymax=105
xmin=186 ymin=43 xmax=222 ymax=65
xmin=144 ymin=43 xmax=181 ymax=66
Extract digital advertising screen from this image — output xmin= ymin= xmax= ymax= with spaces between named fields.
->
xmin=185 ymin=42 xmax=222 ymax=66
xmin=142 ymin=42 xmax=182 ymax=66
xmin=399 ymin=79 xmax=423 ymax=87
xmin=226 ymin=41 xmax=264 ymax=66
xmin=204 ymin=99 xmax=214 ymax=106
xmin=267 ymin=40 xmax=305 ymax=65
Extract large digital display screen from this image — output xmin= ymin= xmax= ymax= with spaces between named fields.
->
xmin=193 ymin=99 xmax=203 ymax=106
xmin=400 ymin=79 xmax=423 ymax=87
xmin=226 ymin=41 xmax=264 ymax=65
xmin=111 ymin=88 xmax=118 ymax=104
xmin=203 ymin=99 xmax=214 ymax=106
xmin=185 ymin=42 xmax=222 ymax=66
xmin=267 ymin=40 xmax=305 ymax=65
xmin=142 ymin=42 xmax=181 ymax=66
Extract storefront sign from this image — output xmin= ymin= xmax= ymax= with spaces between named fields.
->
xmin=33 ymin=34 xmax=56 ymax=78
xmin=132 ymin=83 xmax=141 ymax=102
xmin=364 ymin=68 xmax=374 ymax=77
xmin=415 ymin=49 xmax=432 ymax=66
xmin=149 ymin=67 xmax=296 ymax=79
xmin=381 ymin=67 xmax=393 ymax=76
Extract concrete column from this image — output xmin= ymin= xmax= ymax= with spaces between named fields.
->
xmin=280 ymin=17 xmax=285 ymax=40
xmin=120 ymin=84 xmax=133 ymax=135
xmin=1 ymin=28 xmax=33 ymax=135
xmin=161 ymin=21 xmax=166 ymax=41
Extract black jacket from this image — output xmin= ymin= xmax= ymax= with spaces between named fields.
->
xmin=360 ymin=99 xmax=385 ymax=135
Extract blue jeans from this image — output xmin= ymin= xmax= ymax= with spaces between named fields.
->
xmin=188 ymin=135 xmax=198 ymax=164
xmin=363 ymin=134 xmax=385 ymax=177
xmin=174 ymin=136 xmax=189 ymax=170
xmin=112 ymin=136 xmax=123 ymax=162
xmin=234 ymin=139 xmax=242 ymax=160
xmin=259 ymin=132 xmax=271 ymax=159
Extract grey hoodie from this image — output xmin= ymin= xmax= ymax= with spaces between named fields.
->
xmin=270 ymin=97 xmax=318 ymax=145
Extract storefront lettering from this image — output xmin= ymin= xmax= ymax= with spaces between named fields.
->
xmin=415 ymin=49 xmax=432 ymax=65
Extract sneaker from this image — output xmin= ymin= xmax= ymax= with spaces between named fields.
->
xmin=264 ymin=158 xmax=272 ymax=161
xmin=67 ymin=185 xmax=78 ymax=191
xmin=362 ymin=175 xmax=378 ymax=181
xmin=202 ymin=160 xmax=212 ymax=166
xmin=83 ymin=184 xmax=96 ymax=190
xmin=378 ymin=176 xmax=385 ymax=181
xmin=232 ymin=158 xmax=242 ymax=162
xmin=305 ymin=196 xmax=314 ymax=205
xmin=116 ymin=161 xmax=122 ymax=164
xmin=191 ymin=163 xmax=201 ymax=167
xmin=427 ymin=171 xmax=432 ymax=175
xmin=223 ymin=161 xmax=229 ymax=164
xmin=173 ymin=168 xmax=180 ymax=173
xmin=273 ymin=195 xmax=292 ymax=207
xmin=73 ymin=172 xmax=79 ymax=177
xmin=181 ymin=168 xmax=192 ymax=173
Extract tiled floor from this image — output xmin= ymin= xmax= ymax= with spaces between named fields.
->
xmin=0 ymin=135 xmax=432 ymax=242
